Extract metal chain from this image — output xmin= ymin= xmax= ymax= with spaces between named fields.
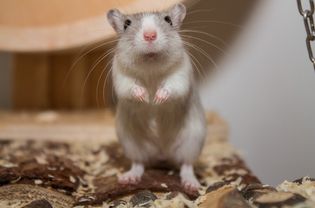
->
xmin=297 ymin=0 xmax=315 ymax=71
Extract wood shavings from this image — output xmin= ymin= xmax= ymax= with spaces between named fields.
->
xmin=0 ymin=161 xmax=18 ymax=168
xmin=70 ymin=176 xmax=76 ymax=183
xmin=34 ymin=179 xmax=43 ymax=185
xmin=152 ymin=194 xmax=197 ymax=208
xmin=35 ymin=155 xmax=48 ymax=165
xmin=0 ymin=111 xmax=314 ymax=207
xmin=0 ymin=184 xmax=74 ymax=208
xmin=277 ymin=178 xmax=315 ymax=202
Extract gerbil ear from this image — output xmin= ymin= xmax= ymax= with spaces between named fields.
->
xmin=169 ymin=3 xmax=186 ymax=28
xmin=107 ymin=9 xmax=125 ymax=33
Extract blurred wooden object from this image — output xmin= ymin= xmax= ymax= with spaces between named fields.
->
xmin=12 ymin=51 xmax=115 ymax=110
xmin=0 ymin=0 xmax=257 ymax=110
xmin=0 ymin=0 xmax=182 ymax=52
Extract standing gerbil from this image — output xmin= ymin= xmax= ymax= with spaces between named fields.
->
xmin=107 ymin=3 xmax=207 ymax=191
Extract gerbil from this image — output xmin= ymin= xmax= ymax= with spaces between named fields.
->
xmin=107 ymin=3 xmax=206 ymax=191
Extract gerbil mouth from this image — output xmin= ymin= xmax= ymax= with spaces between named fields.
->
xmin=141 ymin=52 xmax=161 ymax=61
xmin=145 ymin=52 xmax=158 ymax=58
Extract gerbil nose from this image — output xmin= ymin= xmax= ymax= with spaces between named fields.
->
xmin=143 ymin=30 xmax=157 ymax=42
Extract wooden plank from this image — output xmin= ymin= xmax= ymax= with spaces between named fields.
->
xmin=13 ymin=51 xmax=112 ymax=110
xmin=12 ymin=53 xmax=50 ymax=110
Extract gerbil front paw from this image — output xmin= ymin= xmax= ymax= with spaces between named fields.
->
xmin=131 ymin=85 xmax=149 ymax=103
xmin=118 ymin=172 xmax=142 ymax=185
xmin=154 ymin=88 xmax=170 ymax=104
xmin=182 ymin=177 xmax=200 ymax=192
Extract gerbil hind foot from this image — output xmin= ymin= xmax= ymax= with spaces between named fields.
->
xmin=180 ymin=164 xmax=200 ymax=192
xmin=118 ymin=163 xmax=144 ymax=185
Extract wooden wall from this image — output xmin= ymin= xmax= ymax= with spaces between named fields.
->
xmin=13 ymin=47 xmax=115 ymax=110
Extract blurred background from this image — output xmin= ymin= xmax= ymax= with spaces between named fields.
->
xmin=0 ymin=0 xmax=314 ymax=186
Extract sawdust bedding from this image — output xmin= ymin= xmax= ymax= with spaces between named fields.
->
xmin=1 ymin=139 xmax=314 ymax=208
xmin=0 ymin=112 xmax=314 ymax=208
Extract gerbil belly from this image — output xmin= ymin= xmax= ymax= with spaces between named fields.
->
xmin=117 ymin=101 xmax=187 ymax=156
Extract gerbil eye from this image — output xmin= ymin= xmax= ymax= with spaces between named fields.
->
xmin=164 ymin=16 xmax=172 ymax=26
xmin=124 ymin=19 xmax=131 ymax=30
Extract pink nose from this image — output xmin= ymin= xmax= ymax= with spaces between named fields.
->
xmin=143 ymin=30 xmax=157 ymax=42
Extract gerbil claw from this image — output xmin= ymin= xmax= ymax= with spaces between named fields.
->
xmin=132 ymin=86 xmax=148 ymax=103
xmin=182 ymin=179 xmax=200 ymax=192
xmin=118 ymin=168 xmax=143 ymax=185
xmin=154 ymin=88 xmax=170 ymax=104
xmin=118 ymin=172 xmax=141 ymax=185
xmin=180 ymin=164 xmax=200 ymax=192
xmin=118 ymin=163 xmax=144 ymax=185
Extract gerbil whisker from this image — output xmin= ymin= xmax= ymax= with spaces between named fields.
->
xmin=110 ymin=66 xmax=117 ymax=106
xmin=80 ymin=48 xmax=116 ymax=102
xmin=181 ymin=34 xmax=226 ymax=55
xmin=96 ymin=60 xmax=109 ymax=107
xmin=63 ymin=39 xmax=118 ymax=89
xmin=186 ymin=9 xmax=216 ymax=16
xmin=72 ymin=39 xmax=117 ymax=67
xmin=96 ymin=57 xmax=114 ymax=107
xmin=185 ymin=49 xmax=205 ymax=79
xmin=182 ymin=41 xmax=218 ymax=71
xmin=183 ymin=20 xmax=243 ymax=29
xmin=179 ymin=29 xmax=227 ymax=47
xmin=189 ymin=41 xmax=218 ymax=71
xmin=103 ymin=66 xmax=115 ymax=107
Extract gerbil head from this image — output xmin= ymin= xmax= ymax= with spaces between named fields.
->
xmin=107 ymin=4 xmax=187 ymax=67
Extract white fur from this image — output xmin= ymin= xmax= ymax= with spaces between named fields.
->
xmin=180 ymin=164 xmax=201 ymax=190
xmin=142 ymin=15 xmax=157 ymax=32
